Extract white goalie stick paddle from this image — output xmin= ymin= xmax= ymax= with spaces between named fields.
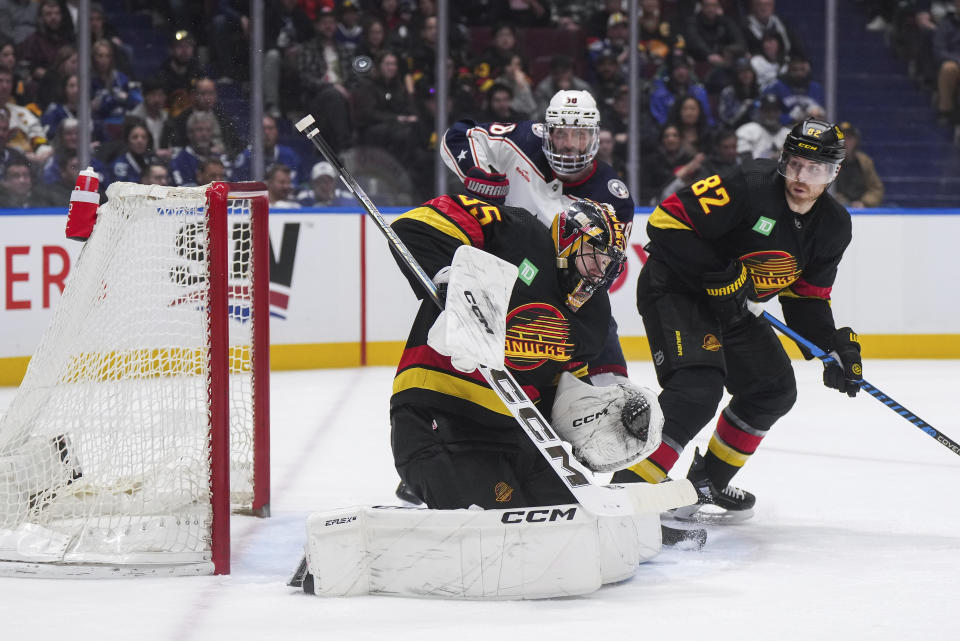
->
xmin=294 ymin=115 xmax=695 ymax=518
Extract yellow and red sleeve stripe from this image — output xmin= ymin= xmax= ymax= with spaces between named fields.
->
xmin=395 ymin=195 xmax=485 ymax=248
xmin=781 ymin=277 xmax=832 ymax=301
xmin=648 ymin=194 xmax=697 ymax=233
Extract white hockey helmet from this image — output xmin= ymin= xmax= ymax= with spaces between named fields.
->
xmin=542 ymin=90 xmax=601 ymax=176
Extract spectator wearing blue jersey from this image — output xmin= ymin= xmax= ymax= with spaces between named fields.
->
xmin=195 ymin=156 xmax=226 ymax=186
xmin=41 ymin=72 xmax=78 ymax=139
xmin=107 ymin=120 xmax=154 ymax=187
xmin=90 ymin=39 xmax=141 ymax=139
xmin=649 ymin=50 xmax=715 ymax=127
xmin=232 ymin=114 xmax=302 ymax=184
xmin=41 ymin=116 xmax=79 ymax=184
xmin=170 ymin=111 xmax=225 ymax=186
xmin=297 ymin=160 xmax=353 ymax=207
xmin=763 ymin=53 xmax=825 ymax=124
xmin=46 ymin=151 xmax=80 ymax=204
xmin=718 ymin=58 xmax=761 ymax=129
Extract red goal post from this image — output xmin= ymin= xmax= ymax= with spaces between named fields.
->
xmin=0 ymin=182 xmax=270 ymax=576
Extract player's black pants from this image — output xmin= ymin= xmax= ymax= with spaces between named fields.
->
xmin=628 ymin=260 xmax=797 ymax=487
xmin=391 ymin=404 xmax=576 ymax=510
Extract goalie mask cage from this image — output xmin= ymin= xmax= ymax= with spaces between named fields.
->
xmin=0 ymin=182 xmax=270 ymax=577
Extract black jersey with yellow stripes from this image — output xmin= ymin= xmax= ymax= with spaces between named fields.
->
xmin=390 ymin=193 xmax=612 ymax=427
xmin=645 ymin=159 xmax=852 ymax=346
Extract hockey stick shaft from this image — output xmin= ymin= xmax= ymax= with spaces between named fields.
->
xmin=294 ymin=115 xmax=694 ymax=516
xmin=762 ymin=311 xmax=960 ymax=457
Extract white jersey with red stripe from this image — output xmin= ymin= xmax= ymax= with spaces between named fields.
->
xmin=441 ymin=119 xmax=635 ymax=233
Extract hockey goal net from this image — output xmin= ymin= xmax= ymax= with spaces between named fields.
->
xmin=0 ymin=182 xmax=270 ymax=576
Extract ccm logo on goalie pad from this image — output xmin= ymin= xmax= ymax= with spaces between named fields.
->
xmin=501 ymin=507 xmax=578 ymax=524
xmin=464 ymin=290 xmax=495 ymax=335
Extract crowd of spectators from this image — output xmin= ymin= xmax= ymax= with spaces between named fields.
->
xmin=860 ymin=0 xmax=960 ymax=135
xmin=0 ymin=0 xmax=887 ymax=209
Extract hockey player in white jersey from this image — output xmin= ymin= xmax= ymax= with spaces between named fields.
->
xmin=441 ymin=89 xmax=635 ymax=384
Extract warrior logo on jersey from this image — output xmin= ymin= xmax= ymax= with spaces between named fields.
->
xmin=740 ymin=250 xmax=802 ymax=298
xmin=607 ymin=178 xmax=630 ymax=199
xmin=504 ymin=303 xmax=574 ymax=370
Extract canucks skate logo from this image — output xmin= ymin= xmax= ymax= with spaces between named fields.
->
xmin=169 ymin=222 xmax=300 ymax=320
xmin=504 ymin=303 xmax=574 ymax=370
xmin=739 ymin=250 xmax=802 ymax=298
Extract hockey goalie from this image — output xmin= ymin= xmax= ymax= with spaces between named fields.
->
xmin=293 ymin=195 xmax=694 ymax=599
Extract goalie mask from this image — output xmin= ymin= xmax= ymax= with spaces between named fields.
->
xmin=542 ymin=90 xmax=600 ymax=175
xmin=551 ymin=199 xmax=626 ymax=312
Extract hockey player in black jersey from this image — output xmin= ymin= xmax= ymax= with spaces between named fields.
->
xmin=611 ymin=119 xmax=863 ymax=521
xmin=389 ymin=195 xmax=661 ymax=510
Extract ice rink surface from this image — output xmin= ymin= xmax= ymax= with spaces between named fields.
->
xmin=1 ymin=359 xmax=958 ymax=641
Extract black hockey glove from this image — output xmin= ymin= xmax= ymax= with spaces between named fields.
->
xmin=823 ymin=327 xmax=862 ymax=397
xmin=703 ymin=260 xmax=755 ymax=329
xmin=463 ymin=166 xmax=509 ymax=203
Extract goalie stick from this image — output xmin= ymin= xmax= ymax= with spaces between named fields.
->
xmin=294 ymin=114 xmax=696 ymax=518
xmin=762 ymin=311 xmax=960 ymax=458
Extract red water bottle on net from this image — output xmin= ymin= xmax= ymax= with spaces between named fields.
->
xmin=65 ymin=167 xmax=101 ymax=241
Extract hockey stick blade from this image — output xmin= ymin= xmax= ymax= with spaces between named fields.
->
xmin=295 ymin=114 xmax=699 ymax=518
xmin=762 ymin=311 xmax=960 ymax=457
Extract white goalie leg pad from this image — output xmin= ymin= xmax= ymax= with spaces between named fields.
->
xmin=551 ymin=372 xmax=664 ymax=472
xmin=303 ymin=505 xmax=661 ymax=599
xmin=426 ymin=245 xmax=517 ymax=371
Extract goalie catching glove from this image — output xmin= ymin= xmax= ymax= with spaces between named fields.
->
xmin=426 ymin=245 xmax=518 ymax=373
xmin=551 ymin=372 xmax=664 ymax=472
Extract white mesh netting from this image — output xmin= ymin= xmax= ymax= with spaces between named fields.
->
xmin=0 ymin=183 xmax=261 ymax=572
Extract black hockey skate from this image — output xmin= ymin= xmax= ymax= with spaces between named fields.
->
xmin=670 ymin=447 xmax=755 ymax=523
